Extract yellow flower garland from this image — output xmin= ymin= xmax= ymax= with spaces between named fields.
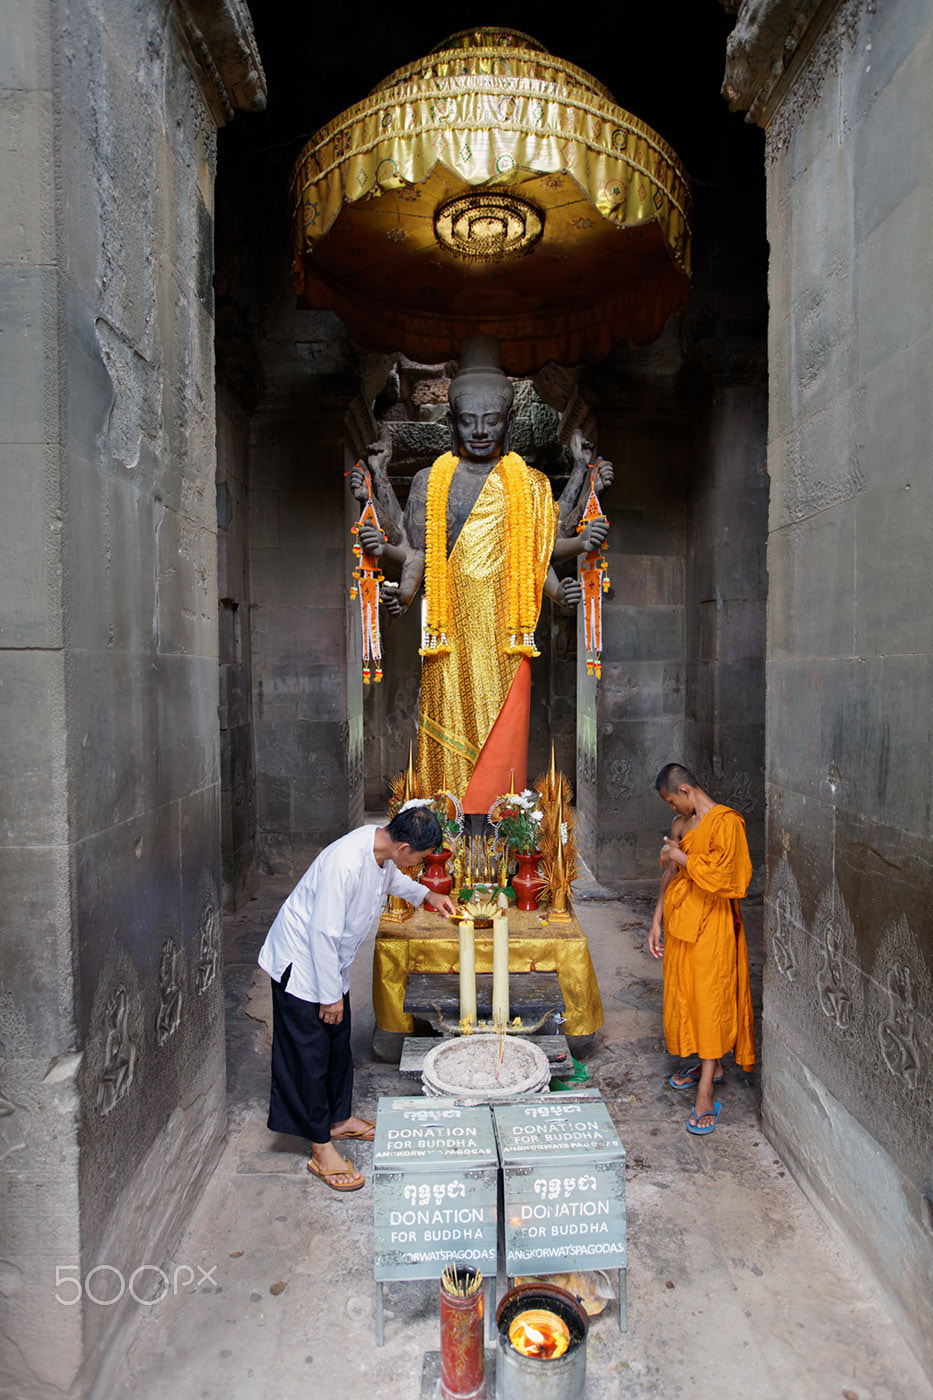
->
xmin=500 ymin=452 xmax=539 ymax=656
xmin=419 ymin=452 xmax=458 ymax=655
xmin=420 ymin=451 xmax=540 ymax=658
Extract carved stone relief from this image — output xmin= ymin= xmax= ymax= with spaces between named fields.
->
xmin=727 ymin=770 xmax=756 ymax=814
xmin=606 ymin=757 xmax=634 ymax=802
xmin=97 ymin=986 xmax=138 ymax=1115
xmin=813 ymin=880 xmax=863 ymax=1033
xmin=770 ymin=853 xmax=804 ymax=982
xmin=764 ymin=0 xmax=875 ymax=162
xmin=872 ymin=914 xmax=930 ymax=1094
xmin=696 ymin=760 xmax=759 ymax=818
xmin=0 ymin=992 xmax=36 ymax=1135
xmin=196 ymin=879 xmax=220 ymax=995
xmin=155 ymin=939 xmax=183 ymax=1045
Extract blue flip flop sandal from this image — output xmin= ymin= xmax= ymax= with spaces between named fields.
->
xmin=669 ymin=1065 xmax=724 ymax=1090
xmin=686 ymin=1101 xmax=722 ymax=1135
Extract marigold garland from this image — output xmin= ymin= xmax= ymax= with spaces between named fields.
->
xmin=420 ymin=450 xmax=541 ymax=659
xmin=500 ymin=452 xmax=539 ymax=657
xmin=419 ymin=452 xmax=458 ymax=655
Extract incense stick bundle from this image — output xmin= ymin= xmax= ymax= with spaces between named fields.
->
xmin=441 ymin=1265 xmax=483 ymax=1297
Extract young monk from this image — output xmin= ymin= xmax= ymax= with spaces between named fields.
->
xmin=648 ymin=763 xmax=755 ymax=1135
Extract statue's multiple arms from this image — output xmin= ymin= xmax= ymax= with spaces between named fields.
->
xmin=348 ymin=428 xmax=611 ymax=618
xmin=391 ymin=471 xmax=427 ymax=611
xmin=554 ymin=428 xmax=592 ymax=538
xmin=549 ymin=427 xmax=613 ymax=565
xmin=543 ymin=566 xmax=583 ymax=606
xmin=349 ymin=431 xmax=407 ymax=558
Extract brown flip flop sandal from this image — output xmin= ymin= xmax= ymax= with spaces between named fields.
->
xmin=330 ymin=1119 xmax=375 ymax=1140
xmin=307 ymin=1156 xmax=365 ymax=1191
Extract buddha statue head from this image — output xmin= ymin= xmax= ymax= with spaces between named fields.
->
xmin=447 ymin=335 xmax=515 ymax=466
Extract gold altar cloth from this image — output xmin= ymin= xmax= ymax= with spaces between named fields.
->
xmin=289 ymin=29 xmax=692 ymax=373
xmin=372 ymin=904 xmax=604 ymax=1037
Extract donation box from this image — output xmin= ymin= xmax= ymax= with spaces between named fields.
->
xmin=493 ymin=1094 xmax=627 ymax=1276
xmin=372 ymin=1097 xmax=499 ymax=1282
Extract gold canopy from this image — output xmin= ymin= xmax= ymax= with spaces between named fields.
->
xmin=289 ymin=28 xmax=692 ymax=374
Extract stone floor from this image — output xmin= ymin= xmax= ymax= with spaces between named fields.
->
xmin=110 ymin=878 xmax=932 ymax=1400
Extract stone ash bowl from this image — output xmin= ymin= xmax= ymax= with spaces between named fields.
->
xmin=422 ymin=1034 xmax=550 ymax=1098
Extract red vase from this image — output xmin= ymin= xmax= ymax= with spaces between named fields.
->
xmin=512 ymin=850 xmax=543 ymax=911
xmin=420 ymin=850 xmax=453 ymax=906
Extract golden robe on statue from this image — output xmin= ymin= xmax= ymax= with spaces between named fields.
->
xmin=416 ymin=456 xmax=557 ymax=807
xmin=662 ymin=804 xmax=756 ymax=1069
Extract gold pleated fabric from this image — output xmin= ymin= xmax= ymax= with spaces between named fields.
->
xmin=416 ymin=457 xmax=557 ymax=799
xmin=289 ymin=31 xmax=692 ymax=373
xmin=372 ymin=905 xmax=604 ymax=1037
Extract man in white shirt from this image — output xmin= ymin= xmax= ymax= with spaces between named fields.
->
xmin=258 ymin=805 xmax=456 ymax=1190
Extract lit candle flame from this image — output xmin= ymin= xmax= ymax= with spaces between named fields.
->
xmin=508 ymin=1309 xmax=570 ymax=1359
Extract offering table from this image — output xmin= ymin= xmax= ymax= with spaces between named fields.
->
xmin=372 ymin=905 xmax=603 ymax=1038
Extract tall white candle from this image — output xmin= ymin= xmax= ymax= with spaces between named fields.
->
xmin=492 ymin=913 xmax=509 ymax=1026
xmin=459 ymin=919 xmax=476 ymax=1027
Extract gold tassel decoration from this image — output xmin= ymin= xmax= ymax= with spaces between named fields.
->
xmin=534 ymin=744 xmax=574 ymax=873
xmin=540 ymin=767 xmax=577 ymax=920
xmin=383 ymin=741 xmax=426 ymax=922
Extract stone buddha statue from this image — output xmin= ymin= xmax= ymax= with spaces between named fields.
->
xmin=351 ymin=338 xmax=611 ymax=821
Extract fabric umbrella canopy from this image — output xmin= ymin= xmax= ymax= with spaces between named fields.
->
xmin=289 ymin=27 xmax=692 ymax=374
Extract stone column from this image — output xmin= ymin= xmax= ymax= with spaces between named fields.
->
xmin=684 ymin=365 xmax=768 ymax=872
xmin=0 ymin=3 xmax=265 ymax=1393
xmin=249 ymin=406 xmax=364 ymax=875
xmin=725 ymin=0 xmax=933 ymax=1372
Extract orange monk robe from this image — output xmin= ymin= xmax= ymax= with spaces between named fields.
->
xmin=661 ymin=805 xmax=755 ymax=1070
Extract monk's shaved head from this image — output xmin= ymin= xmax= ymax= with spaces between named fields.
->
xmin=655 ymin=762 xmax=698 ymax=794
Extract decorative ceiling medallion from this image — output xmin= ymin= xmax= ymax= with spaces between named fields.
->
xmin=434 ymin=194 xmax=544 ymax=263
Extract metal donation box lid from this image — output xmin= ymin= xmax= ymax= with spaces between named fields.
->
xmin=373 ymin=1096 xmax=498 ymax=1170
xmin=493 ymin=1095 xmax=625 ymax=1165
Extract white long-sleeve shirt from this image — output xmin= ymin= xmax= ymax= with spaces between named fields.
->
xmin=257 ymin=826 xmax=428 ymax=1005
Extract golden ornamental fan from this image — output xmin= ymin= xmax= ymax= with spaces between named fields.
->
xmin=288 ymin=27 xmax=692 ymax=375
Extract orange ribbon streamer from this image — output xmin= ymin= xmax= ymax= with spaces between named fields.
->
xmin=576 ymin=467 xmax=610 ymax=680
xmin=349 ymin=463 xmax=385 ymax=684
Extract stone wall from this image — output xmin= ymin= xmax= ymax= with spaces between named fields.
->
xmin=727 ymin=0 xmax=933 ymax=1372
xmin=576 ymin=399 xmax=689 ymax=884
xmin=249 ymin=408 xmax=364 ymax=878
xmin=0 ymin=2 xmax=264 ymax=1393
xmin=217 ymin=384 xmax=257 ymax=908
xmin=684 ymin=384 xmax=768 ymax=881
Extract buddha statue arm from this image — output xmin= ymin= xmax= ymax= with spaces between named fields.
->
xmin=543 ymin=566 xmax=583 ymax=606
xmin=380 ymin=469 xmax=428 ymax=615
xmin=554 ymin=428 xmax=592 ymax=537
xmin=349 ymin=431 xmax=409 ymax=564
xmin=549 ymin=427 xmax=612 ymax=566
xmin=551 ymin=515 xmax=609 ymax=562
xmin=555 ymin=428 xmax=614 ymax=540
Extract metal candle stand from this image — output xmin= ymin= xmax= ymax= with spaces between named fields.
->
xmin=495 ymin=1282 xmax=589 ymax=1400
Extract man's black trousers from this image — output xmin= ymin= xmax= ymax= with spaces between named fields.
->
xmin=267 ymin=965 xmax=353 ymax=1142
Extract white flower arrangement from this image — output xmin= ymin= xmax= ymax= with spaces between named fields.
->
xmin=491 ymin=789 xmax=544 ymax=854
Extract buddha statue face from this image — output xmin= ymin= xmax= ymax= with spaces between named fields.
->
xmin=447 ymin=370 xmax=515 ymax=467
